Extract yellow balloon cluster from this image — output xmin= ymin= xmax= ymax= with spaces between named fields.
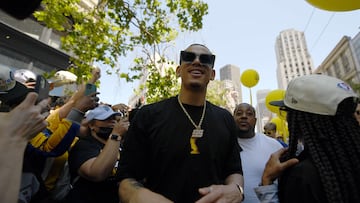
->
xmin=306 ymin=0 xmax=360 ymax=11
xmin=266 ymin=89 xmax=289 ymax=140
xmin=240 ymin=69 xmax=259 ymax=88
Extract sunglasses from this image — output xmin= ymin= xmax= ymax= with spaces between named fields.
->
xmin=263 ymin=131 xmax=272 ymax=135
xmin=356 ymin=110 xmax=360 ymax=115
xmin=180 ymin=51 xmax=215 ymax=68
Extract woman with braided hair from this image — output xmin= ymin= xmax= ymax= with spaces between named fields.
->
xmin=254 ymin=74 xmax=360 ymax=203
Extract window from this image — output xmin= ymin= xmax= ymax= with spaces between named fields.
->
xmin=341 ymin=54 xmax=350 ymax=72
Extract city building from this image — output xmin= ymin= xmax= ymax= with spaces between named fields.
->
xmin=275 ymin=29 xmax=314 ymax=89
xmin=219 ymin=80 xmax=238 ymax=112
xmin=219 ymin=64 xmax=242 ymax=110
xmin=0 ymin=0 xmax=100 ymax=95
xmin=0 ymin=11 xmax=70 ymax=75
xmin=353 ymin=31 xmax=360 ymax=67
xmin=314 ymin=33 xmax=360 ymax=87
xmin=255 ymin=89 xmax=272 ymax=133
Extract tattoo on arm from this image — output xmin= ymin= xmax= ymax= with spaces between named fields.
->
xmin=128 ymin=178 xmax=143 ymax=189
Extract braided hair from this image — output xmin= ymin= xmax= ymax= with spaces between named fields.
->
xmin=285 ymin=97 xmax=360 ymax=203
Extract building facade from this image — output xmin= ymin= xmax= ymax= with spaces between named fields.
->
xmin=314 ymin=34 xmax=360 ymax=89
xmin=275 ymin=29 xmax=314 ymax=89
xmin=255 ymin=89 xmax=272 ymax=133
xmin=0 ymin=0 xmax=100 ymax=95
xmin=0 ymin=10 xmax=70 ymax=75
xmin=219 ymin=64 xmax=242 ymax=106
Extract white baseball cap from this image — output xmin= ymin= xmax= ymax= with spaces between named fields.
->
xmin=0 ymin=65 xmax=30 ymax=105
xmin=85 ymin=105 xmax=121 ymax=121
xmin=14 ymin=69 xmax=37 ymax=84
xmin=270 ymin=74 xmax=358 ymax=116
xmin=48 ymin=70 xmax=77 ymax=87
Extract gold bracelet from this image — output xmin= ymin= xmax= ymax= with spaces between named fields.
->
xmin=236 ymin=184 xmax=244 ymax=201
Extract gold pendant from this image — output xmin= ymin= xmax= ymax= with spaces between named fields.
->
xmin=192 ymin=129 xmax=203 ymax=138
xmin=190 ymin=137 xmax=200 ymax=154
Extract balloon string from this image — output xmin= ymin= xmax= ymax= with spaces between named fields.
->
xmin=249 ymin=88 xmax=253 ymax=105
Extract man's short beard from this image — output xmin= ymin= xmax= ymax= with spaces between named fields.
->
xmin=236 ymin=126 xmax=255 ymax=138
xmin=189 ymin=82 xmax=203 ymax=90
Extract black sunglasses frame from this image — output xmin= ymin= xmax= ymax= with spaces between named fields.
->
xmin=180 ymin=51 xmax=215 ymax=68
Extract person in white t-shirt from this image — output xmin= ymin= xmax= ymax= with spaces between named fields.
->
xmin=234 ymin=103 xmax=283 ymax=203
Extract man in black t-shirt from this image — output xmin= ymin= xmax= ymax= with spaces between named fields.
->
xmin=117 ymin=44 xmax=244 ymax=203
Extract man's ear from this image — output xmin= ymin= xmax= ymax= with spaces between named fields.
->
xmin=210 ymin=69 xmax=215 ymax=80
xmin=176 ymin=66 xmax=181 ymax=77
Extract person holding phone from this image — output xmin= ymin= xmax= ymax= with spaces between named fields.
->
xmin=0 ymin=92 xmax=49 ymax=203
xmin=0 ymin=66 xmax=49 ymax=203
xmin=0 ymin=67 xmax=99 ymax=202
xmin=66 ymin=105 xmax=129 ymax=203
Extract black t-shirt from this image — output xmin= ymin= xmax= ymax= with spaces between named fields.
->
xmin=279 ymin=150 xmax=327 ymax=203
xmin=117 ymin=96 xmax=243 ymax=203
xmin=67 ymin=135 xmax=120 ymax=203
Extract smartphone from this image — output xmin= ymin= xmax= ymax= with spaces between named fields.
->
xmin=34 ymin=75 xmax=50 ymax=103
xmin=85 ymin=83 xmax=97 ymax=96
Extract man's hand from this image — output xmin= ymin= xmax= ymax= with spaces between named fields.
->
xmin=68 ymin=83 xmax=99 ymax=112
xmin=112 ymin=103 xmax=130 ymax=113
xmin=0 ymin=92 xmax=49 ymax=144
xmin=196 ymin=184 xmax=243 ymax=203
xmin=111 ymin=119 xmax=130 ymax=137
xmin=73 ymin=92 xmax=99 ymax=113
xmin=261 ymin=148 xmax=299 ymax=185
xmin=89 ymin=67 xmax=101 ymax=84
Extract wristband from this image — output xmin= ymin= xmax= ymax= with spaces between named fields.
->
xmin=110 ymin=134 xmax=121 ymax=141
xmin=66 ymin=108 xmax=85 ymax=125
xmin=236 ymin=184 xmax=244 ymax=201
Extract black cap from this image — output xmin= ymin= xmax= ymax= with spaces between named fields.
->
xmin=0 ymin=0 xmax=42 ymax=19
xmin=0 ymin=81 xmax=31 ymax=106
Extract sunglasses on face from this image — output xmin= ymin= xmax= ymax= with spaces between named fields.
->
xmin=356 ymin=110 xmax=360 ymax=115
xmin=263 ymin=131 xmax=272 ymax=135
xmin=180 ymin=51 xmax=215 ymax=68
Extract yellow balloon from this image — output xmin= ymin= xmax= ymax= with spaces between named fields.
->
xmin=240 ymin=69 xmax=259 ymax=88
xmin=265 ymin=89 xmax=286 ymax=114
xmin=306 ymin=0 xmax=360 ymax=11
xmin=270 ymin=117 xmax=289 ymax=139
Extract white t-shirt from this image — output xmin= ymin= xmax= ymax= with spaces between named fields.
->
xmin=238 ymin=133 xmax=283 ymax=203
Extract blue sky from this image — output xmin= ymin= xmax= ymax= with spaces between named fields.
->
xmin=98 ymin=0 xmax=360 ymax=106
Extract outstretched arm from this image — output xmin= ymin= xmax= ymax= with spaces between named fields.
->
xmin=254 ymin=148 xmax=299 ymax=203
xmin=261 ymin=148 xmax=299 ymax=186
xmin=118 ymin=178 xmax=173 ymax=203
xmin=0 ymin=93 xmax=48 ymax=203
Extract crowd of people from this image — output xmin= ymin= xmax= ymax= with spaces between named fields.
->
xmin=2 ymin=1 xmax=360 ymax=203
xmin=1 ymin=5 xmax=360 ymax=201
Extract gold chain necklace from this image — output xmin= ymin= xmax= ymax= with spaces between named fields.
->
xmin=177 ymin=95 xmax=206 ymax=138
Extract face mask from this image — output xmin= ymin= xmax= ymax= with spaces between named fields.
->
xmin=96 ymin=127 xmax=113 ymax=140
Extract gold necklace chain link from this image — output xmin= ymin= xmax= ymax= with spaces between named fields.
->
xmin=177 ymin=95 xmax=206 ymax=129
